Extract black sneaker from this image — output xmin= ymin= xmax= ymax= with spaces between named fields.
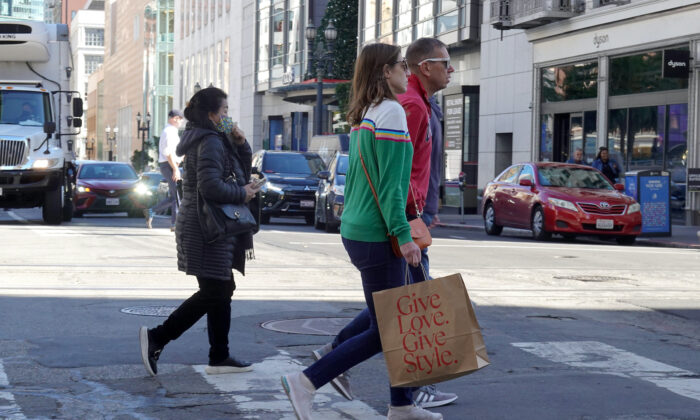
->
xmin=139 ymin=326 xmax=162 ymax=376
xmin=205 ymin=356 xmax=253 ymax=375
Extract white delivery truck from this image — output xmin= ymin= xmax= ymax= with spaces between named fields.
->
xmin=0 ymin=20 xmax=84 ymax=224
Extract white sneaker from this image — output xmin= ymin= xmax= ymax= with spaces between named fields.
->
xmin=413 ymin=384 xmax=458 ymax=408
xmin=387 ymin=404 xmax=443 ymax=420
xmin=312 ymin=343 xmax=353 ymax=400
xmin=281 ymin=372 xmax=315 ymax=420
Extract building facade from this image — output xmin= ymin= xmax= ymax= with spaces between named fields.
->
xmin=484 ymin=0 xmax=700 ymax=223
xmin=359 ymin=0 xmax=483 ymax=210
xmin=70 ymin=7 xmax=105 ymax=159
xmin=0 ymin=0 xmax=43 ymax=20
xmin=173 ymin=0 xmax=259 ymax=149
xmin=87 ymin=0 xmax=173 ymax=166
xmin=43 ymin=0 xmax=91 ymax=28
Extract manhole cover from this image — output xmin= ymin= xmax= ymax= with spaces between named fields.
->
xmin=121 ymin=306 xmax=178 ymax=317
xmin=261 ymin=318 xmax=353 ymax=336
xmin=553 ymin=275 xmax=628 ymax=282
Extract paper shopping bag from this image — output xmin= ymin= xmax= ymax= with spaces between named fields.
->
xmin=373 ymin=273 xmax=489 ymax=387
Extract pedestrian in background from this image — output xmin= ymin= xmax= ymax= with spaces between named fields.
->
xmin=139 ymin=87 xmax=261 ymax=377
xmin=280 ymin=43 xmax=442 ymax=420
xmin=567 ymin=148 xmax=587 ymax=165
xmin=314 ymin=38 xmax=458 ymax=411
xmin=592 ymin=146 xmax=621 ymax=183
xmin=144 ymin=109 xmax=184 ymax=230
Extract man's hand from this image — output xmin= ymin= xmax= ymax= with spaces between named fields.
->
xmin=429 ymin=214 xmax=440 ymax=228
xmin=400 ymin=241 xmax=421 ymax=267
xmin=243 ymin=182 xmax=261 ymax=203
xmin=171 ymin=169 xmax=181 ymax=182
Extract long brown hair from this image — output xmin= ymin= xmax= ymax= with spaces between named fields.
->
xmin=346 ymin=43 xmax=401 ymax=126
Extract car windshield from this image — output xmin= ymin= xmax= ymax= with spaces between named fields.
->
xmin=0 ymin=90 xmax=51 ymax=126
xmin=538 ymin=166 xmax=613 ymax=189
xmin=263 ymin=153 xmax=325 ymax=175
xmin=336 ymin=155 xmax=349 ymax=175
xmin=79 ymin=164 xmax=138 ymax=180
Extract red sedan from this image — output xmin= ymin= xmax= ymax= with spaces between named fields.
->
xmin=73 ymin=161 xmax=146 ymax=217
xmin=482 ymin=163 xmax=642 ymax=245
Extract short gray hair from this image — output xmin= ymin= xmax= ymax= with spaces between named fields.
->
xmin=406 ymin=38 xmax=447 ymax=68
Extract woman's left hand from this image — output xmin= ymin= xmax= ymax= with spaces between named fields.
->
xmin=232 ymin=125 xmax=246 ymax=145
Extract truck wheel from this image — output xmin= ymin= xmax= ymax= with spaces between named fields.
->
xmin=43 ymin=184 xmax=63 ymax=225
xmin=62 ymin=176 xmax=73 ymax=222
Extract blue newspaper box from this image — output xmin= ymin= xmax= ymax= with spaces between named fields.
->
xmin=624 ymin=170 xmax=671 ymax=236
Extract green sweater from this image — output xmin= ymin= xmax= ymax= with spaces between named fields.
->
xmin=340 ymin=99 xmax=413 ymax=245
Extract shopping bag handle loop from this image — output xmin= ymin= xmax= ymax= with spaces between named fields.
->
xmin=404 ymin=262 xmax=428 ymax=285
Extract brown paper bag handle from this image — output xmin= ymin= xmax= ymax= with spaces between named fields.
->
xmin=404 ymin=261 xmax=428 ymax=285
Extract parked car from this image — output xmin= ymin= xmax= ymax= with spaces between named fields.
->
xmin=250 ymin=151 xmax=326 ymax=225
xmin=73 ymin=161 xmax=145 ymax=217
xmin=314 ymin=152 xmax=348 ymax=232
xmin=481 ymin=162 xmax=642 ymax=245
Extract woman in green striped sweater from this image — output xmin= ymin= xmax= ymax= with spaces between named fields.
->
xmin=281 ymin=43 xmax=442 ymax=420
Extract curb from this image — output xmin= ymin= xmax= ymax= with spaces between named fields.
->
xmin=436 ymin=222 xmax=700 ymax=249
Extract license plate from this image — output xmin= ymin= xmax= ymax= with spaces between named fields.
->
xmin=106 ymin=198 xmax=120 ymax=206
xmin=596 ymin=219 xmax=614 ymax=230
xmin=300 ymin=200 xmax=314 ymax=208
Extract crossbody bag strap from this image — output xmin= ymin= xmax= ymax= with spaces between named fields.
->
xmin=357 ymin=135 xmax=383 ymax=215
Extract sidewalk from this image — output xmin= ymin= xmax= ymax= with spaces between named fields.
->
xmin=436 ymin=211 xmax=700 ymax=249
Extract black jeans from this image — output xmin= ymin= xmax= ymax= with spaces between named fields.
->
xmin=150 ymin=276 xmax=235 ymax=364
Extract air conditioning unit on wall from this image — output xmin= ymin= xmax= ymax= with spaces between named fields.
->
xmin=596 ymin=0 xmax=631 ymax=7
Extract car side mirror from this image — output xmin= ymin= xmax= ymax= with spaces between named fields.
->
xmin=73 ymin=98 xmax=84 ymax=117
xmin=613 ymin=183 xmax=625 ymax=191
xmin=43 ymin=121 xmax=56 ymax=134
xmin=318 ymin=171 xmax=330 ymax=180
xmin=519 ymin=178 xmax=533 ymax=187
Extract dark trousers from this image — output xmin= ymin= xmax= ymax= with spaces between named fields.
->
xmin=151 ymin=161 xmax=180 ymax=225
xmin=303 ymin=238 xmax=414 ymax=406
xmin=150 ymin=276 xmax=234 ymax=364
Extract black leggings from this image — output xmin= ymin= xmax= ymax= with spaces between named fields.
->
xmin=151 ymin=276 xmax=235 ymax=364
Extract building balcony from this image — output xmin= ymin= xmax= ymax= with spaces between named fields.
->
xmin=490 ymin=0 xmax=580 ymax=30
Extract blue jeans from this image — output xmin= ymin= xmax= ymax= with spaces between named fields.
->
xmin=151 ymin=162 xmax=180 ymax=225
xmin=303 ymin=238 xmax=414 ymax=406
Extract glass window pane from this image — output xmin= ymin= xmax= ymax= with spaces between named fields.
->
xmin=610 ymin=49 xmax=689 ymax=96
xmin=364 ymin=26 xmax=376 ymax=41
xmin=418 ymin=3 xmax=433 ymax=21
xmin=440 ymin=0 xmax=457 ymax=12
xmin=381 ymin=0 xmax=393 ymax=20
xmin=540 ymin=114 xmax=553 ymax=162
xmin=541 ymin=61 xmax=598 ymax=102
xmin=397 ymin=28 xmax=412 ymax=46
xmin=583 ymin=111 xmax=597 ymax=164
xmin=365 ymin=0 xmax=376 ymax=28
xmin=398 ymin=0 xmax=411 ymax=13
xmin=607 ymin=109 xmax=627 ymax=169
xmin=569 ymin=115 xmax=583 ymax=161
xmin=437 ymin=10 xmax=458 ymax=34
xmin=416 ymin=20 xmax=433 ymax=38
xmin=628 ymin=105 xmax=665 ymax=171
xmin=398 ymin=12 xmax=411 ymax=29
xmin=381 ymin=19 xmax=393 ymax=36
xmin=667 ymin=103 xmax=688 ymax=184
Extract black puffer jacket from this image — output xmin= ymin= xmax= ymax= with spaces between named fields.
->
xmin=175 ymin=126 xmax=253 ymax=280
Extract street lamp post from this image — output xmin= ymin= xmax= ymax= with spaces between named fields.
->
xmin=136 ymin=112 xmax=151 ymax=172
xmin=105 ymin=125 xmax=118 ymax=161
xmin=305 ymin=21 xmax=337 ymax=135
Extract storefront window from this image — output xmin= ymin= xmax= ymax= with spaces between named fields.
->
xmin=541 ymin=61 xmax=598 ymax=102
xmin=629 ymin=106 xmax=665 ymax=170
xmin=667 ymin=104 xmax=688 ymax=184
xmin=583 ymin=111 xmax=597 ymax=163
xmin=540 ymin=114 xmax=553 ymax=162
xmin=610 ymin=48 xmax=689 ymax=96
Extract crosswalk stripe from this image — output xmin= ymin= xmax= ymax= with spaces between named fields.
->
xmin=193 ymin=351 xmax=385 ymax=419
xmin=0 ymin=360 xmax=26 ymax=420
xmin=513 ymin=341 xmax=700 ymax=402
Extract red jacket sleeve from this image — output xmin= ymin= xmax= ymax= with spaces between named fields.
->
xmin=401 ymin=98 xmax=429 ymax=214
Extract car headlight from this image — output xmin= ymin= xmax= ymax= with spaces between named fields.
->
xmin=32 ymin=158 xmax=61 ymax=169
xmin=548 ymin=197 xmax=578 ymax=212
xmin=263 ymin=182 xmax=283 ymax=193
xmin=331 ymin=184 xmax=344 ymax=195
xmin=77 ymin=186 xmax=90 ymax=193
xmin=134 ymin=183 xmax=152 ymax=196
xmin=627 ymin=202 xmax=640 ymax=214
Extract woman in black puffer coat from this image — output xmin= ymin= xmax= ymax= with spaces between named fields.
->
xmin=138 ymin=87 xmax=261 ymax=377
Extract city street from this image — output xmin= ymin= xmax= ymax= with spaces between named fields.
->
xmin=1 ymin=208 xmax=700 ymax=419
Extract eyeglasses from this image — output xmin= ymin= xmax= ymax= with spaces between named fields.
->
xmin=391 ymin=58 xmax=409 ymax=72
xmin=417 ymin=57 xmax=451 ymax=68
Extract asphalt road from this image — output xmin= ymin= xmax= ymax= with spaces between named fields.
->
xmin=1 ymin=208 xmax=699 ymax=420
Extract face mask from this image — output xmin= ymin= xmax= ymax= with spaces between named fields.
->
xmin=215 ymin=116 xmax=234 ymax=134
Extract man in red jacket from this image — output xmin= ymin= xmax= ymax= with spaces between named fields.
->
xmin=398 ymin=38 xmax=453 ymax=217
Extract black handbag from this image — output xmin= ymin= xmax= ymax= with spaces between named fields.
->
xmin=197 ymin=174 xmax=257 ymax=243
